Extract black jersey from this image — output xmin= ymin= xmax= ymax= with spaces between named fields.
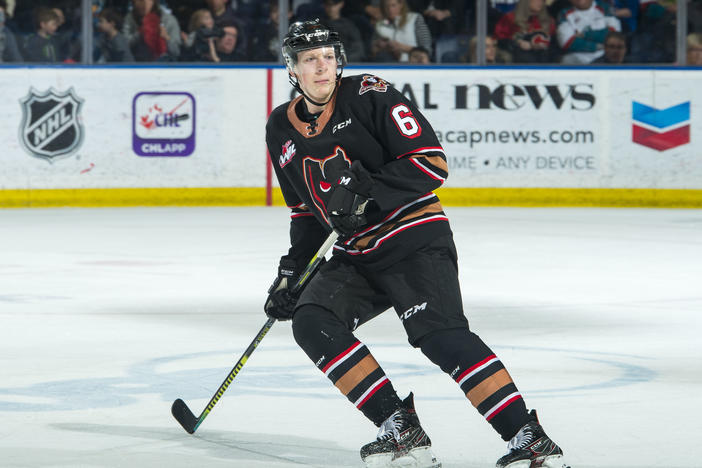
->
xmin=266 ymin=74 xmax=452 ymax=270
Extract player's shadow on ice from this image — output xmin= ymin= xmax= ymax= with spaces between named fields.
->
xmin=52 ymin=423 xmax=360 ymax=467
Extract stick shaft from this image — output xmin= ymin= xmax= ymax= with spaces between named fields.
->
xmin=189 ymin=230 xmax=339 ymax=431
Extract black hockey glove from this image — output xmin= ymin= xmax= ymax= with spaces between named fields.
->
xmin=327 ymin=161 xmax=373 ymax=238
xmin=264 ymin=257 xmax=300 ymax=321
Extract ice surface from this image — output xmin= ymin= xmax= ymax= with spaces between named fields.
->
xmin=1 ymin=206 xmax=700 ymax=468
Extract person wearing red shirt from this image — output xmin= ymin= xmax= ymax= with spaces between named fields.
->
xmin=494 ymin=0 xmax=555 ymax=62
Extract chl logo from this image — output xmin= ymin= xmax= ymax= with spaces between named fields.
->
xmin=19 ymin=87 xmax=84 ymax=163
xmin=400 ymin=302 xmax=427 ymax=321
xmin=132 ymin=92 xmax=196 ymax=157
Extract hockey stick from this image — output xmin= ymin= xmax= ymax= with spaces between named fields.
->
xmin=171 ymin=230 xmax=339 ymax=434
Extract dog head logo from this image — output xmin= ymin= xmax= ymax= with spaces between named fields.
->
xmin=303 ymin=146 xmax=351 ymax=217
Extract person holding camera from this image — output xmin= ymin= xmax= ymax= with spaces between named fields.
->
xmin=182 ymin=18 xmax=247 ymax=62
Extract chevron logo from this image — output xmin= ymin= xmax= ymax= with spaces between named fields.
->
xmin=632 ymin=101 xmax=690 ymax=151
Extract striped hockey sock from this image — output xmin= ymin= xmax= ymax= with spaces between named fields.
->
xmin=320 ymin=340 xmax=402 ymax=426
xmin=292 ymin=305 xmax=402 ymax=426
xmin=420 ymin=328 xmax=530 ymax=440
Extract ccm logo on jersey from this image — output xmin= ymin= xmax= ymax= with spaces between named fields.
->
xmin=332 ymin=118 xmax=351 ymax=134
xmin=400 ymin=302 xmax=427 ymax=321
xmin=338 ymin=176 xmax=351 ymax=185
xmin=279 ymin=140 xmax=296 ymax=168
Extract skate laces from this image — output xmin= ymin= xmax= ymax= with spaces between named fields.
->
xmin=376 ymin=409 xmax=407 ymax=442
xmin=506 ymin=423 xmax=536 ymax=452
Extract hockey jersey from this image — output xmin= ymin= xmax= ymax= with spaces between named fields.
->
xmin=265 ymin=74 xmax=451 ymax=271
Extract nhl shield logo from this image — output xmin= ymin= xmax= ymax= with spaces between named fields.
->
xmin=19 ymin=87 xmax=85 ymax=162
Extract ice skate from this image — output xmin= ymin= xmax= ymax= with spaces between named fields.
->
xmin=360 ymin=393 xmax=441 ymax=468
xmin=496 ymin=410 xmax=569 ymax=468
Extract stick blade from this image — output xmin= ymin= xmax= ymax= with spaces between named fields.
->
xmin=171 ymin=398 xmax=198 ymax=434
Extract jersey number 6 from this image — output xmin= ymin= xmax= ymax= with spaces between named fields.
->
xmin=390 ymin=104 xmax=422 ymax=139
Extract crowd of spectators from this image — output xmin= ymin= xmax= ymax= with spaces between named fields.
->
xmin=0 ymin=0 xmax=701 ymax=65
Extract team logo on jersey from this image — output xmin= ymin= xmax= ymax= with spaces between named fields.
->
xmin=279 ymin=140 xmax=296 ymax=168
xmin=303 ymin=146 xmax=352 ymax=217
xmin=19 ymin=87 xmax=84 ymax=162
xmin=359 ymin=75 xmax=389 ymax=95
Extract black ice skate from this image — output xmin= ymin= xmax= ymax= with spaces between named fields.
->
xmin=496 ymin=410 xmax=569 ymax=468
xmin=360 ymin=393 xmax=441 ymax=468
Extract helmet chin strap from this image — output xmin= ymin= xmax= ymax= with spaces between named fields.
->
xmin=290 ymin=73 xmax=343 ymax=109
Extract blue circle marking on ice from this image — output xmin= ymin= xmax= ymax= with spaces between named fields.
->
xmin=0 ymin=344 xmax=655 ymax=412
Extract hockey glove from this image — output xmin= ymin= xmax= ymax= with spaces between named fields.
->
xmin=264 ymin=257 xmax=300 ymax=321
xmin=327 ymin=161 xmax=373 ymax=238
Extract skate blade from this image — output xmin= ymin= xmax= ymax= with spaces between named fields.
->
xmin=364 ymin=447 xmax=441 ymax=468
xmin=541 ymin=454 xmax=570 ymax=468
xmin=504 ymin=454 xmax=569 ymax=468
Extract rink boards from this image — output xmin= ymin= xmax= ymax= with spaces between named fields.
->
xmin=0 ymin=65 xmax=700 ymax=208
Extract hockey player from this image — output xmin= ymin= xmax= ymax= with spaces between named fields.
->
xmin=264 ymin=19 xmax=568 ymax=468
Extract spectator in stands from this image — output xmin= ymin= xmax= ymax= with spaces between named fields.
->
xmin=206 ymin=0 xmax=239 ymax=26
xmin=295 ymin=0 xmax=326 ymax=20
xmin=419 ymin=0 xmax=466 ymax=36
xmin=687 ymin=32 xmax=702 ymax=65
xmin=556 ymin=0 xmax=620 ymax=64
xmin=408 ymin=45 xmax=430 ymax=62
xmin=206 ymin=0 xmax=248 ymax=52
xmin=340 ymin=1 xmax=382 ymax=60
xmin=123 ymin=0 xmax=181 ymax=61
xmin=23 ymin=7 xmax=60 ymax=62
xmin=601 ymin=0 xmax=638 ymax=33
xmin=343 ymin=0 xmax=383 ymax=24
xmin=181 ymin=8 xmax=215 ymax=50
xmin=372 ymin=0 xmax=433 ymax=62
xmin=489 ymin=0 xmax=520 ymax=31
xmin=688 ymin=0 xmax=702 ymax=34
xmin=232 ymin=0 xmax=266 ymax=21
xmin=0 ymin=0 xmax=22 ymax=62
xmin=321 ymin=0 xmax=365 ymax=62
xmin=97 ymin=7 xmax=134 ymax=62
xmin=630 ymin=0 xmax=676 ymax=62
xmin=209 ymin=20 xmax=247 ymax=62
xmin=465 ymin=35 xmax=512 ymax=63
xmin=249 ymin=0 xmax=291 ymax=62
xmin=495 ymin=0 xmax=556 ymax=62
xmin=592 ymin=29 xmax=627 ymax=62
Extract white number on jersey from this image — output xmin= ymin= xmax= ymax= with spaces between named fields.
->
xmin=390 ymin=104 xmax=422 ymax=139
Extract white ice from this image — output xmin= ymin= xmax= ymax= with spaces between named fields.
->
xmin=1 ymin=206 xmax=700 ymax=468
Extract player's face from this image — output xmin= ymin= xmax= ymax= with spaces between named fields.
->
xmin=294 ymin=46 xmax=338 ymax=107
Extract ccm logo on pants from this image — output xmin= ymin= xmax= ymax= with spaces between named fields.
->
xmin=401 ymin=302 xmax=427 ymax=321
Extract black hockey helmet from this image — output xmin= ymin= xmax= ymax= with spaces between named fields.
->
xmin=282 ymin=19 xmax=347 ymax=79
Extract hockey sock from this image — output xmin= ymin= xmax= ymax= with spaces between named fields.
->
xmin=292 ymin=304 xmax=402 ymax=426
xmin=418 ymin=327 xmax=530 ymax=441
